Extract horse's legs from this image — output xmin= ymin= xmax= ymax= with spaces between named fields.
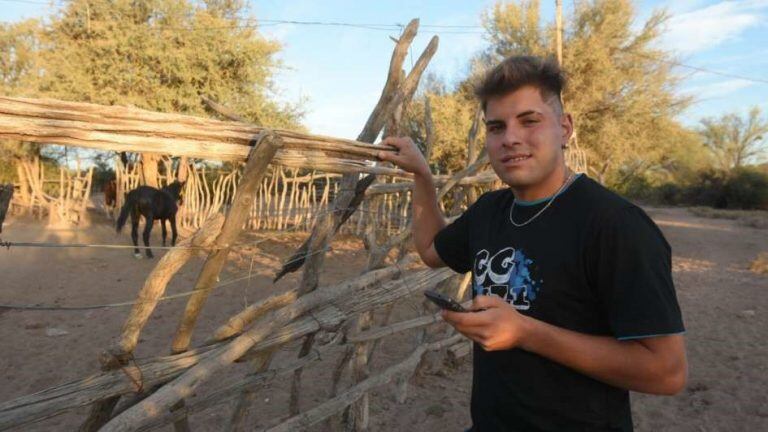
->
xmin=143 ymin=213 xmax=155 ymax=258
xmin=130 ymin=209 xmax=141 ymax=258
xmin=161 ymin=219 xmax=168 ymax=247
xmin=170 ymin=214 xmax=178 ymax=246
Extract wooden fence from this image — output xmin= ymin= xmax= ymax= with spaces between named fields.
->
xmin=0 ymin=18 xmax=587 ymax=432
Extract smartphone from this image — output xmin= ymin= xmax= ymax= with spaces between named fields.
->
xmin=424 ymin=290 xmax=468 ymax=313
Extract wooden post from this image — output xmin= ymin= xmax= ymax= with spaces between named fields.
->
xmin=171 ymin=132 xmax=282 ymax=354
xmin=78 ymin=214 xmax=225 ymax=432
xmin=140 ymin=153 xmax=160 ymax=188
xmin=284 ymin=20 xmax=438 ymax=419
xmin=0 ymin=184 xmax=13 ymax=233
xmin=118 ymin=214 xmax=226 ymax=354
xmin=264 ymin=334 xmax=463 ymax=432
xmin=556 ymin=0 xmax=563 ymax=66
xmin=166 ymin=132 xmax=280 ymax=431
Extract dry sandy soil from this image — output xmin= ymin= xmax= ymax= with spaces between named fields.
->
xmin=0 ymin=206 xmax=766 ymax=431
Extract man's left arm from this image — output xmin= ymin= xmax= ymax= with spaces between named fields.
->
xmin=443 ymin=295 xmax=687 ymax=395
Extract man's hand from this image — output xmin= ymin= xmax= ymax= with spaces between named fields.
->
xmin=377 ymin=136 xmax=430 ymax=177
xmin=442 ymin=294 xmax=531 ymax=351
xmin=443 ymin=294 xmax=687 ymax=395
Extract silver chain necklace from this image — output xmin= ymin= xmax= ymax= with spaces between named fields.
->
xmin=508 ymin=172 xmax=576 ymax=227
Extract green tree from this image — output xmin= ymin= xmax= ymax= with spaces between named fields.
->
xmin=0 ymin=20 xmax=43 ymax=170
xmin=485 ymin=0 xmax=694 ymax=186
xmin=34 ymin=0 xmax=301 ymax=128
xmin=699 ymin=107 xmax=768 ymax=171
xmin=1 ymin=0 xmax=303 ymax=185
xmin=0 ymin=19 xmax=39 ymax=95
xmin=407 ymin=0 xmax=701 ymax=187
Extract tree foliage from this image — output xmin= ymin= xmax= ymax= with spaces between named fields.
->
xmin=0 ymin=19 xmax=39 ymax=95
xmin=487 ymin=0 xmax=700 ymax=185
xmin=0 ymin=0 xmax=302 ymax=179
xmin=699 ymin=107 xmax=768 ymax=171
xmin=407 ymin=0 xmax=709 ymax=187
xmin=1 ymin=0 xmax=301 ymax=132
xmin=32 ymin=0 xmax=301 ymax=128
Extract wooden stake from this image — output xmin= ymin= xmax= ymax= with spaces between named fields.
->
xmin=171 ymin=132 xmax=282 ymax=354
xmin=0 ymin=184 xmax=13 ymax=233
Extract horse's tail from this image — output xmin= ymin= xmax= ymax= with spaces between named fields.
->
xmin=115 ymin=192 xmax=135 ymax=233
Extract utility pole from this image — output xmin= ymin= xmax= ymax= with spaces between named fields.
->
xmin=555 ymin=0 xmax=586 ymax=174
xmin=556 ymin=0 xmax=563 ymax=65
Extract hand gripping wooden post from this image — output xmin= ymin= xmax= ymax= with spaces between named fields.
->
xmin=283 ymin=20 xmax=439 ymax=422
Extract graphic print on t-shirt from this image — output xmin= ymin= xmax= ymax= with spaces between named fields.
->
xmin=472 ymin=247 xmax=540 ymax=310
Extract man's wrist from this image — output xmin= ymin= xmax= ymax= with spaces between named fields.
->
xmin=518 ymin=314 xmax=543 ymax=352
xmin=412 ymin=165 xmax=433 ymax=181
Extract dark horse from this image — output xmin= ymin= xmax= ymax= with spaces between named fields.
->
xmin=116 ymin=181 xmax=184 ymax=258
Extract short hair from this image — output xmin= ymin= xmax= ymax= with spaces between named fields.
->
xmin=475 ymin=55 xmax=566 ymax=113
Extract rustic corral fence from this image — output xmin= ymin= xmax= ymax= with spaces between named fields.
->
xmin=11 ymin=155 xmax=93 ymax=227
xmin=112 ymin=156 xmax=499 ymax=236
xmin=0 ymin=19 xmax=587 ymax=432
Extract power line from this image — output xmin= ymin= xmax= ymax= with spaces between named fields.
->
xmin=0 ymin=0 xmax=64 ymax=5
xmin=628 ymin=51 xmax=768 ymax=86
xmin=0 ymin=4 xmax=764 ymax=84
xmin=663 ymin=57 xmax=768 ymax=86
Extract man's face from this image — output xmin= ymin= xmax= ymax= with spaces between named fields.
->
xmin=484 ymin=86 xmax=573 ymax=189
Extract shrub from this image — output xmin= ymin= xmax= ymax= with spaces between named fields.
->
xmin=720 ymin=168 xmax=768 ymax=210
xmin=621 ymin=167 xmax=768 ymax=210
xmin=680 ymin=169 xmax=728 ymax=208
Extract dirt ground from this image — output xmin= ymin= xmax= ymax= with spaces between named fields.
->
xmin=0 ymin=206 xmax=766 ymax=431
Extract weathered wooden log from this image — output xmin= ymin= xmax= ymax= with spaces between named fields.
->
xmin=171 ymin=132 xmax=282 ymax=354
xmin=210 ymin=255 xmax=416 ymax=343
xmin=348 ymin=312 xmax=442 ymax=343
xmin=79 ymin=396 xmax=120 ymax=432
xmin=0 ymin=265 xmax=451 ymax=430
xmin=261 ymin=334 xmax=463 ymax=432
xmin=348 ymin=297 xmax=470 ymax=344
xmin=365 ymin=171 xmax=496 ymax=195
xmin=133 ymin=334 xmax=342 ymax=432
xmin=201 ymin=95 xmax=250 ymax=124
xmin=113 ymin=214 xmax=225 ymax=356
xmin=99 ymin=263 xmax=450 ymax=431
xmin=167 ymin=132 xmax=281 ymax=431
xmin=0 ymin=96 xmax=408 ymax=176
xmin=233 ymin=305 xmax=347 ymax=364
xmin=225 ymin=348 xmax=275 ymax=432
xmin=0 ymin=347 xmax=218 ymax=431
xmin=0 ymin=184 xmax=12 ymax=233
xmin=282 ymin=18 xmax=438 ymax=418
xmin=227 ymin=305 xmax=345 ymax=431
xmin=274 ymin=20 xmax=438 ymax=283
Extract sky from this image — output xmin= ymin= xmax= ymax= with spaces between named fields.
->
xmin=1 ymin=0 xmax=767 ymax=140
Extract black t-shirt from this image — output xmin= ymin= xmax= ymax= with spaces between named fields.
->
xmin=434 ymin=174 xmax=684 ymax=432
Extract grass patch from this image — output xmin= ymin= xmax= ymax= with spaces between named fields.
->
xmin=750 ymin=253 xmax=768 ymax=275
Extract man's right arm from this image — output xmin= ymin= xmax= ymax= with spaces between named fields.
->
xmin=377 ymin=137 xmax=446 ymax=268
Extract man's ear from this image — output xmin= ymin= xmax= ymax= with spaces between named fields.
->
xmin=561 ymin=113 xmax=574 ymax=147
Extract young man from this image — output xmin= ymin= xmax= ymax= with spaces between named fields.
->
xmin=377 ymin=56 xmax=687 ymax=431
